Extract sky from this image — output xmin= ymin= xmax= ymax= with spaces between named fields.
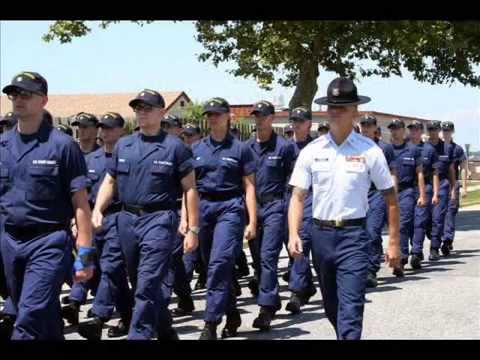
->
xmin=1 ymin=20 xmax=479 ymax=150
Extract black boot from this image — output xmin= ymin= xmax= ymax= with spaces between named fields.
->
xmin=440 ymin=243 xmax=451 ymax=257
xmin=410 ymin=254 xmax=422 ymax=270
xmin=194 ymin=278 xmax=206 ymax=291
xmin=252 ymin=306 xmax=275 ymax=332
xmin=157 ymin=326 xmax=179 ymax=340
xmin=429 ymin=248 xmax=440 ymax=261
xmin=107 ymin=318 xmax=130 ymax=338
xmin=232 ymin=276 xmax=242 ymax=297
xmin=86 ymin=308 xmax=94 ymax=319
xmin=281 ymin=271 xmax=290 ymax=283
xmin=285 ymin=293 xmax=302 ymax=315
xmin=199 ymin=321 xmax=217 ymax=340
xmin=78 ymin=317 xmax=104 ymax=340
xmin=61 ymin=301 xmax=80 ymax=326
xmin=221 ymin=309 xmax=241 ymax=339
xmin=392 ymin=263 xmax=405 ymax=277
xmin=302 ymin=284 xmax=317 ymax=304
xmin=171 ymin=296 xmax=195 ymax=317
xmin=366 ymin=272 xmax=378 ymax=288
xmin=247 ymin=277 xmax=259 ymax=297
xmin=61 ymin=295 xmax=71 ymax=305
xmin=0 ymin=315 xmax=15 ymax=339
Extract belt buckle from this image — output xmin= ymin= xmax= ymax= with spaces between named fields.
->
xmin=334 ymin=219 xmax=344 ymax=228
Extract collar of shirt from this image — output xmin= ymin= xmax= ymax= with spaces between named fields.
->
xmin=206 ymin=132 xmax=234 ymax=151
xmin=325 ymin=130 xmax=356 ymax=150
xmin=251 ymin=131 xmax=277 ymax=155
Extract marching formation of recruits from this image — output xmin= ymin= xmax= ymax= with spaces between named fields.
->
xmin=0 ymin=72 xmax=469 ymax=340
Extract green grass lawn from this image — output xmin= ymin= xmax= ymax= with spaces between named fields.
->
xmin=461 ymin=189 xmax=480 ymax=208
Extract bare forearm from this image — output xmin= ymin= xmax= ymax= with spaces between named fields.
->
xmin=185 ymin=188 xmax=199 ymax=228
xmin=383 ymin=188 xmax=400 ymax=246
xmin=288 ymin=188 xmax=305 ymax=237
xmin=72 ymin=189 xmax=93 ymax=249
xmin=461 ymin=162 xmax=468 ymax=191
xmin=245 ymin=183 xmax=257 ymax=227
xmin=433 ymin=174 xmax=440 ymax=197
xmin=417 ymin=170 xmax=426 ymax=199
xmin=448 ymin=165 xmax=456 ymax=190
xmin=94 ymin=175 xmax=116 ymax=213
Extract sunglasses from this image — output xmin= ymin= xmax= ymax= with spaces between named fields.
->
xmin=7 ymin=89 xmax=39 ymax=100
xmin=133 ymin=104 xmax=154 ymax=113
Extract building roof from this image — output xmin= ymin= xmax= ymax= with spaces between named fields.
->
xmin=0 ymin=91 xmax=190 ymax=119
xmin=229 ymin=104 xmax=433 ymax=124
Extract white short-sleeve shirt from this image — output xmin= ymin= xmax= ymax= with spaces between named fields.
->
xmin=289 ymin=131 xmax=393 ymax=221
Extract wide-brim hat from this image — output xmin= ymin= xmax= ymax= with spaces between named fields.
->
xmin=315 ymin=77 xmax=370 ymax=106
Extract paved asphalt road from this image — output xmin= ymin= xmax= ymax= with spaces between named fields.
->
xmin=52 ymin=206 xmax=480 ymax=339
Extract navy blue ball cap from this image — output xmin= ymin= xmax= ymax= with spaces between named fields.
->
xmin=71 ymin=112 xmax=99 ymax=127
xmin=290 ymin=107 xmax=312 ymax=121
xmin=250 ymin=100 xmax=275 ymax=116
xmin=182 ymin=123 xmax=200 ymax=136
xmin=129 ymin=89 xmax=165 ymax=108
xmin=427 ymin=120 xmax=442 ymax=131
xmin=315 ymin=77 xmax=370 ymax=106
xmin=56 ymin=124 xmax=73 ymax=136
xmin=359 ymin=115 xmax=377 ymax=126
xmin=0 ymin=112 xmax=18 ymax=127
xmin=317 ymin=120 xmax=330 ymax=131
xmin=284 ymin=123 xmax=294 ymax=133
xmin=387 ymin=118 xmax=405 ymax=129
xmin=407 ymin=120 xmax=424 ymax=130
xmin=441 ymin=121 xmax=454 ymax=131
xmin=161 ymin=115 xmax=182 ymax=128
xmin=98 ymin=112 xmax=125 ymax=128
xmin=2 ymin=71 xmax=48 ymax=96
xmin=202 ymin=97 xmax=230 ymax=115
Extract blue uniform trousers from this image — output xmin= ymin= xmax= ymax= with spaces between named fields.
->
xmin=1 ymin=230 xmax=71 ymax=340
xmin=116 ymin=210 xmax=177 ymax=340
xmin=311 ymin=224 xmax=369 ymax=340
xmin=398 ymin=187 xmax=416 ymax=261
xmin=199 ymin=197 xmax=244 ymax=323
xmin=443 ymin=182 xmax=460 ymax=245
xmin=288 ymin=215 xmax=314 ymax=293
xmin=431 ymin=179 xmax=451 ymax=250
xmin=248 ymin=199 xmax=285 ymax=308
xmin=412 ymin=184 xmax=433 ymax=256
xmin=366 ymin=191 xmax=387 ymax=274
xmin=90 ymin=214 xmax=133 ymax=321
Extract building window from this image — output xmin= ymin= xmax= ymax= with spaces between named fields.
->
xmin=180 ymin=100 xmax=185 ymax=107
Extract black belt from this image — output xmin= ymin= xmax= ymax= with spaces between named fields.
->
xmin=257 ymin=192 xmax=284 ymax=206
xmin=122 ymin=203 xmax=175 ymax=216
xmin=313 ymin=218 xmax=366 ymax=228
xmin=4 ymin=223 xmax=67 ymax=240
xmin=104 ymin=203 xmax=123 ymax=216
xmin=199 ymin=191 xmax=241 ymax=202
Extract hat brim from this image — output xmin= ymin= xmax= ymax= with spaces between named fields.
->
xmin=202 ymin=108 xmax=229 ymax=116
xmin=129 ymin=98 xmax=162 ymax=108
xmin=388 ymin=125 xmax=405 ymax=130
xmin=71 ymin=120 xmax=97 ymax=127
xmin=2 ymin=84 xmax=46 ymax=96
xmin=314 ymin=95 xmax=371 ymax=106
xmin=250 ymin=109 xmax=273 ymax=116
xmin=290 ymin=115 xmax=311 ymax=122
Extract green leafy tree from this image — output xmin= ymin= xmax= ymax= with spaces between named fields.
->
xmin=43 ymin=20 xmax=480 ymax=110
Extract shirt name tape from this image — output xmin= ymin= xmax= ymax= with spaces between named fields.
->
xmin=153 ymin=160 xmax=172 ymax=166
xmin=32 ymin=160 xmax=57 ymax=165
xmin=345 ymin=156 xmax=366 ymax=163
xmin=222 ymin=157 xmax=238 ymax=164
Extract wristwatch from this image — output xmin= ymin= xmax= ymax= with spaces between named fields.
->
xmin=189 ymin=226 xmax=200 ymax=236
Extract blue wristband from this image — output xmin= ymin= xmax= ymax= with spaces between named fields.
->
xmin=73 ymin=246 xmax=97 ymax=272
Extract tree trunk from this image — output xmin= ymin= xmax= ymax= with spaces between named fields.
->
xmin=288 ymin=58 xmax=320 ymax=112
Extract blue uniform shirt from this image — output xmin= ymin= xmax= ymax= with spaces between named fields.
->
xmin=0 ymin=116 xmax=88 ymax=227
xmin=411 ymin=141 xmax=438 ymax=184
xmin=369 ymin=139 xmax=395 ymax=193
xmin=291 ymin=135 xmax=314 ymax=214
xmin=450 ymin=141 xmax=466 ymax=180
xmin=192 ymin=133 xmax=256 ymax=195
xmin=391 ymin=142 xmax=422 ymax=188
xmin=430 ymin=140 xmax=454 ymax=180
xmin=85 ymin=147 xmax=120 ymax=208
xmin=107 ymin=131 xmax=193 ymax=207
xmin=246 ymin=131 xmax=296 ymax=196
